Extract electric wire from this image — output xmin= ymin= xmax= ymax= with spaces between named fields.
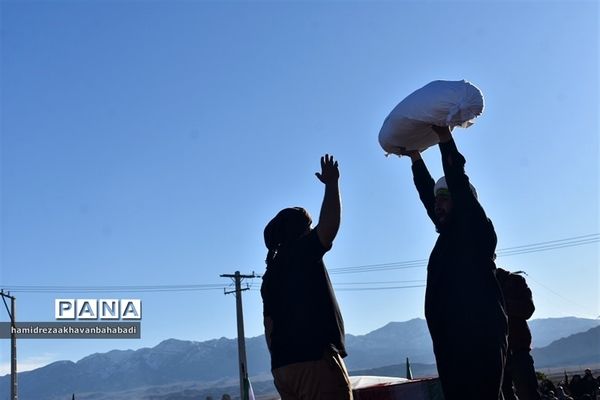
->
xmin=3 ymin=233 xmax=597 ymax=294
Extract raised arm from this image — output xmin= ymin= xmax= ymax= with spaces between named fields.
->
xmin=315 ymin=154 xmax=341 ymax=249
xmin=402 ymin=149 xmax=437 ymax=226
xmin=432 ymin=125 xmax=488 ymax=224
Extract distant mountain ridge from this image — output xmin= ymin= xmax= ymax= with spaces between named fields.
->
xmin=532 ymin=325 xmax=600 ymax=367
xmin=528 ymin=317 xmax=600 ymax=348
xmin=1 ymin=317 xmax=598 ymax=400
xmin=345 ymin=318 xmax=435 ymax=367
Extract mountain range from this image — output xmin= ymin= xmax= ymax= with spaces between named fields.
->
xmin=531 ymin=325 xmax=600 ymax=367
xmin=1 ymin=317 xmax=598 ymax=400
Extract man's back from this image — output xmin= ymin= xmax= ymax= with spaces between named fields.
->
xmin=261 ymin=229 xmax=345 ymax=369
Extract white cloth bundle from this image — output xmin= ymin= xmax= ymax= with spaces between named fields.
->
xmin=378 ymin=80 xmax=484 ymax=153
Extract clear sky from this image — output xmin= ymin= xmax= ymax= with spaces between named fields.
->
xmin=0 ymin=0 xmax=598 ymax=376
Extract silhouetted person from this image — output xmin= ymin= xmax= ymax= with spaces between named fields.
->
xmin=398 ymin=126 xmax=507 ymax=400
xmin=261 ymin=154 xmax=352 ymax=400
xmin=545 ymin=391 xmax=559 ymax=400
xmin=555 ymin=385 xmax=572 ymax=400
xmin=496 ymin=267 xmax=541 ymax=400
xmin=569 ymin=375 xmax=584 ymax=399
xmin=541 ymin=379 xmax=557 ymax=398
xmin=581 ymin=369 xmax=598 ymax=399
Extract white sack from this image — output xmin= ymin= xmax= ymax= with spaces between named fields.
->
xmin=378 ymin=80 xmax=484 ymax=153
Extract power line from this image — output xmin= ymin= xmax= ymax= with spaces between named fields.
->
xmin=496 ymin=235 xmax=599 ymax=257
xmin=3 ymin=233 xmax=597 ymax=293
xmin=334 ymin=280 xmax=426 ymax=285
xmin=3 ymin=280 xmax=429 ymax=293
xmin=522 ymin=272 xmax=597 ymax=317
xmin=5 ymin=284 xmax=225 ymax=293
xmin=496 ymin=233 xmax=598 ymax=251
xmin=329 ymin=258 xmax=428 ymax=275
xmin=248 ymin=283 xmax=427 ymax=292
xmin=335 ymin=284 xmax=426 ymax=292
xmin=329 ymin=233 xmax=599 ymax=275
xmin=4 ymin=284 xmax=225 ymax=289
xmin=1 ymin=286 xmax=227 ymax=294
xmin=7 ymin=287 xmax=224 ymax=293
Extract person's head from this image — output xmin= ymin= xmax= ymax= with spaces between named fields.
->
xmin=584 ymin=368 xmax=592 ymax=377
xmin=434 ymin=189 xmax=453 ymax=227
xmin=264 ymin=207 xmax=312 ymax=264
xmin=433 ymin=177 xmax=477 ymax=228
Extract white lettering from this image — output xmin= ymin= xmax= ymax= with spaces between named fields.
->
xmin=55 ymin=299 xmax=142 ymax=320
xmin=55 ymin=299 xmax=75 ymax=319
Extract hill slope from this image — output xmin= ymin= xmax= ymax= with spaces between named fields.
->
xmin=531 ymin=325 xmax=600 ymax=368
xmin=1 ymin=317 xmax=598 ymax=400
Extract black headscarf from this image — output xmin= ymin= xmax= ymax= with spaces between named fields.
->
xmin=264 ymin=207 xmax=312 ymax=266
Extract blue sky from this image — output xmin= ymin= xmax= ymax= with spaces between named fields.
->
xmin=1 ymin=0 xmax=598 ymax=375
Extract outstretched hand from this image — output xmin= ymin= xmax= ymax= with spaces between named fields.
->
xmin=388 ymin=146 xmax=422 ymax=162
xmin=315 ymin=154 xmax=339 ymax=184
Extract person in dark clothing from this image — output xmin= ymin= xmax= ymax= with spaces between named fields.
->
xmin=496 ymin=267 xmax=541 ymax=400
xmin=569 ymin=375 xmax=584 ymax=399
xmin=397 ymin=126 xmax=508 ymax=400
xmin=261 ymin=154 xmax=352 ymax=400
xmin=581 ymin=369 xmax=598 ymax=399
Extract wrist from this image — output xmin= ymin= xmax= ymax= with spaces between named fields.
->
xmin=432 ymin=125 xmax=452 ymax=143
xmin=409 ymin=152 xmax=422 ymax=162
xmin=437 ymin=133 xmax=452 ymax=143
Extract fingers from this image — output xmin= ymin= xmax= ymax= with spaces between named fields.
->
xmin=388 ymin=146 xmax=416 ymax=156
xmin=388 ymin=145 xmax=407 ymax=155
xmin=320 ymin=154 xmax=338 ymax=167
xmin=316 ymin=154 xmax=339 ymax=183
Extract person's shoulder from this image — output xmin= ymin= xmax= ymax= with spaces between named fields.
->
xmin=294 ymin=229 xmax=330 ymax=261
xmin=505 ymin=272 xmax=530 ymax=291
xmin=301 ymin=229 xmax=326 ymax=249
xmin=508 ymin=272 xmax=527 ymax=284
xmin=495 ymin=267 xmax=509 ymax=283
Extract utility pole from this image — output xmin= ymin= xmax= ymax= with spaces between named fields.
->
xmin=1 ymin=290 xmax=17 ymax=400
xmin=220 ymin=271 xmax=256 ymax=400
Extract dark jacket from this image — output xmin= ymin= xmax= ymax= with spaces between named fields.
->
xmin=496 ymin=268 xmax=535 ymax=350
xmin=412 ymin=140 xmax=507 ymax=346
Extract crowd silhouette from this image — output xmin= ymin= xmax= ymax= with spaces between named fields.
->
xmin=539 ymin=369 xmax=599 ymax=400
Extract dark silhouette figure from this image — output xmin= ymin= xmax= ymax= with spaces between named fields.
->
xmin=496 ymin=267 xmax=541 ymax=400
xmin=261 ymin=154 xmax=352 ymax=400
xmin=398 ymin=126 xmax=508 ymax=400
xmin=581 ymin=369 xmax=598 ymax=399
xmin=540 ymin=379 xmax=557 ymax=398
xmin=569 ymin=375 xmax=584 ymax=399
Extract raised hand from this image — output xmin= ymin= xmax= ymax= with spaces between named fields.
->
xmin=315 ymin=154 xmax=339 ymax=184
xmin=388 ymin=146 xmax=422 ymax=162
